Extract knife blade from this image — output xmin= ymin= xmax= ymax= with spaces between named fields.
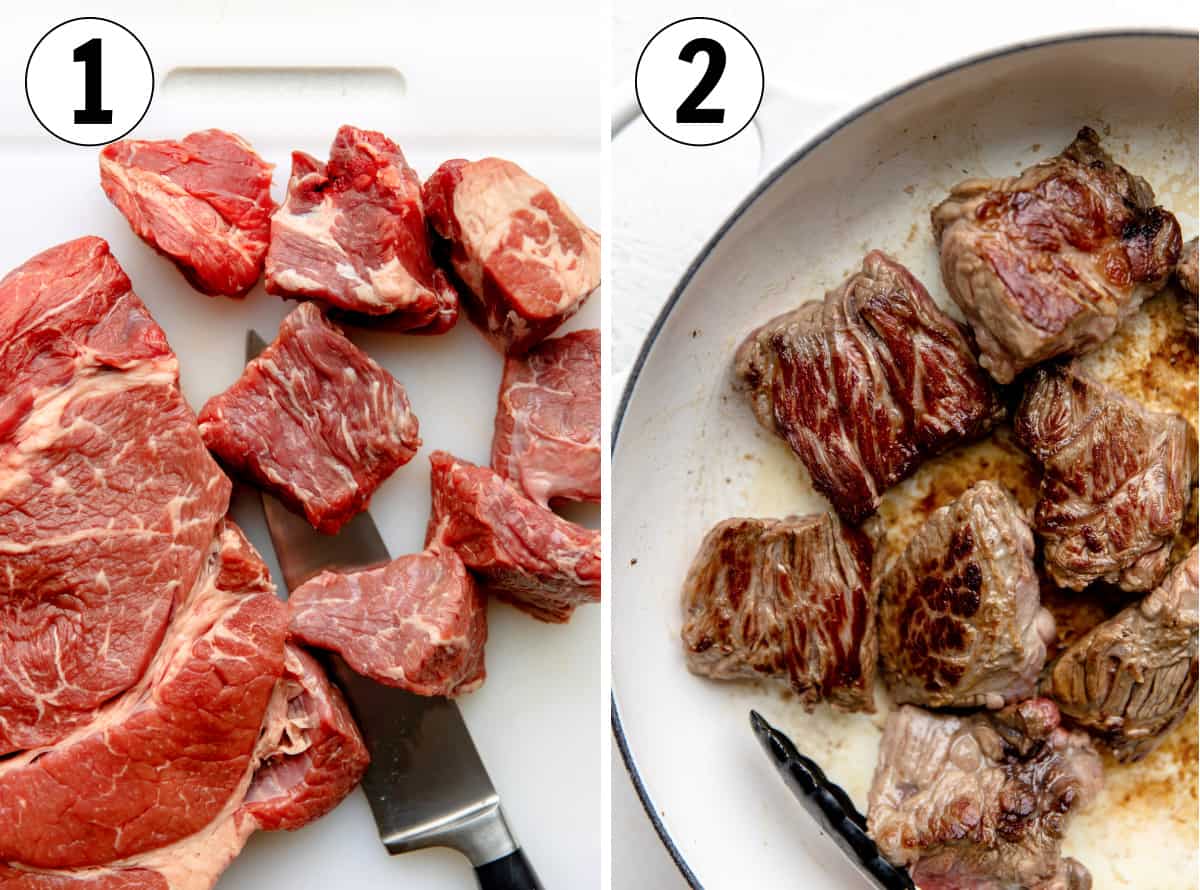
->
xmin=749 ymin=710 xmax=914 ymax=890
xmin=246 ymin=328 xmax=542 ymax=890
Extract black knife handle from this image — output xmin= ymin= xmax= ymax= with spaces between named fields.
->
xmin=749 ymin=710 xmax=915 ymax=890
xmin=474 ymin=848 xmax=543 ymax=890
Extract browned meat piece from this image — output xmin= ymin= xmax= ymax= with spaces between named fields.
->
xmin=933 ymin=127 xmax=1182 ymax=383
xmin=1044 ymin=546 xmax=1198 ymax=761
xmin=879 ymin=481 xmax=1054 ymax=709
xmin=1178 ymin=237 xmax=1198 ymax=335
xmin=734 ymin=251 xmax=1002 ymax=523
xmin=1015 ymin=362 xmax=1196 ymax=591
xmin=868 ymin=699 xmax=1102 ymax=890
xmin=680 ymin=513 xmax=876 ymax=712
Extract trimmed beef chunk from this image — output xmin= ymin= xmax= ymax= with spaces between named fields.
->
xmin=1014 ymin=362 xmax=1196 ymax=591
xmin=491 ymin=328 xmax=600 ymax=505
xmin=199 ymin=302 xmax=421 ymax=534
xmin=99 ymin=129 xmax=276 ymax=297
xmin=1178 ymin=237 xmax=1197 ymax=335
xmin=426 ymin=451 xmax=600 ymax=623
xmin=288 ymin=545 xmax=487 ymax=697
xmin=879 ymin=481 xmax=1054 ymax=709
xmin=680 ymin=514 xmax=876 ymax=712
xmin=265 ymin=125 xmax=458 ymax=333
xmin=932 ymin=127 xmax=1182 ymax=383
xmin=868 ymin=699 xmax=1102 ymax=890
xmin=422 ymin=157 xmax=601 ymax=354
xmin=1044 ymin=545 xmax=1198 ymax=762
xmin=734 ymin=250 xmax=1001 ymax=523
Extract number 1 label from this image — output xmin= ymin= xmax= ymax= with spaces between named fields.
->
xmin=73 ymin=38 xmax=113 ymax=124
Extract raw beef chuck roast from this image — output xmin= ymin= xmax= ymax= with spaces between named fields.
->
xmin=932 ymin=127 xmax=1182 ymax=382
xmin=680 ymin=513 xmax=877 ymax=712
xmin=1044 ymin=545 xmax=1198 ymax=762
xmin=492 ymin=328 xmax=601 ymax=505
xmin=426 ymin=451 xmax=600 ymax=623
xmin=734 ymin=250 xmax=1002 ymax=522
xmin=0 ymin=237 xmax=232 ymax=753
xmin=265 ymin=125 xmax=458 ymax=333
xmin=1015 ymin=362 xmax=1196 ymax=591
xmin=879 ymin=481 xmax=1054 ymax=709
xmin=199 ymin=301 xmax=421 ymax=534
xmin=868 ymin=699 xmax=1102 ymax=890
xmin=423 ymin=157 xmax=601 ymax=353
xmin=289 ymin=544 xmax=487 ymax=697
xmin=0 ymin=240 xmax=365 ymax=886
xmin=99 ymin=129 xmax=276 ymax=297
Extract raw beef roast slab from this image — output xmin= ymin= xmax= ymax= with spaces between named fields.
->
xmin=423 ymin=157 xmax=601 ymax=353
xmin=0 ymin=239 xmax=366 ymax=889
xmin=0 ymin=237 xmax=231 ymax=753
xmin=265 ymin=125 xmax=458 ymax=333
xmin=100 ymin=130 xmax=276 ymax=297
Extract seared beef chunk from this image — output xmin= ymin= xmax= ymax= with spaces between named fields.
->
xmin=680 ymin=513 xmax=876 ymax=712
xmin=1015 ymin=362 xmax=1196 ymax=591
xmin=1044 ymin=546 xmax=1198 ymax=762
xmin=868 ymin=699 xmax=1102 ymax=890
xmin=879 ymin=481 xmax=1054 ymax=709
xmin=932 ymin=127 xmax=1182 ymax=383
xmin=1178 ymin=237 xmax=1197 ymax=335
xmin=734 ymin=251 xmax=1002 ymax=523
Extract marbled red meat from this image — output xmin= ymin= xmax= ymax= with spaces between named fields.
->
xmin=289 ymin=545 xmax=487 ymax=697
xmin=491 ymin=328 xmax=600 ymax=505
xmin=423 ymin=157 xmax=600 ymax=353
xmin=426 ymin=451 xmax=600 ymax=623
xmin=198 ymin=301 xmax=421 ymax=534
xmin=265 ymin=126 xmax=458 ymax=333
xmin=99 ymin=129 xmax=276 ymax=297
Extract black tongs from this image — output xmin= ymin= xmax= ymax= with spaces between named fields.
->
xmin=749 ymin=711 xmax=915 ymax=890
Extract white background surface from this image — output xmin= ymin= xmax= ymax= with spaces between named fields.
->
xmin=611 ymin=2 xmax=1198 ymax=887
xmin=3 ymin=2 xmax=602 ymax=888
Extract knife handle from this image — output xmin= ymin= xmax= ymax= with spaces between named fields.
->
xmin=474 ymin=848 xmax=543 ymax=890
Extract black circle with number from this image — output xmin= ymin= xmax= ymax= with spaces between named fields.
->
xmin=635 ymin=17 xmax=764 ymax=148
xmin=25 ymin=17 xmax=155 ymax=147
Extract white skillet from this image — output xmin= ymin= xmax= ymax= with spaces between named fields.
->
xmin=612 ymin=31 xmax=1198 ymax=889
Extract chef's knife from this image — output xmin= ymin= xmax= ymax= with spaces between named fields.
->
xmin=749 ymin=710 xmax=914 ymax=890
xmin=248 ymin=329 xmax=542 ymax=890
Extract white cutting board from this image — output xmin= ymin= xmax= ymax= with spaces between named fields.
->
xmin=0 ymin=3 xmax=602 ymax=888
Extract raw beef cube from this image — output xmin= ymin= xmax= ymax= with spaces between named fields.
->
xmin=868 ymin=700 xmax=1102 ymax=890
xmin=423 ymin=158 xmax=601 ymax=353
xmin=1044 ymin=545 xmax=1197 ymax=762
xmin=734 ymin=250 xmax=1002 ymax=523
xmin=878 ymin=481 xmax=1054 ymax=710
xmin=265 ymin=125 xmax=458 ymax=333
xmin=243 ymin=643 xmax=369 ymax=831
xmin=680 ymin=513 xmax=876 ymax=713
xmin=99 ymin=129 xmax=276 ymax=297
xmin=0 ymin=237 xmax=231 ymax=755
xmin=198 ymin=301 xmax=420 ymax=534
xmin=289 ymin=545 xmax=487 ymax=697
xmin=1015 ymin=362 xmax=1196 ymax=591
xmin=426 ymin=451 xmax=600 ymax=623
xmin=492 ymin=328 xmax=600 ymax=505
xmin=933 ymin=127 xmax=1182 ymax=383
xmin=0 ymin=521 xmax=287 ymax=870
